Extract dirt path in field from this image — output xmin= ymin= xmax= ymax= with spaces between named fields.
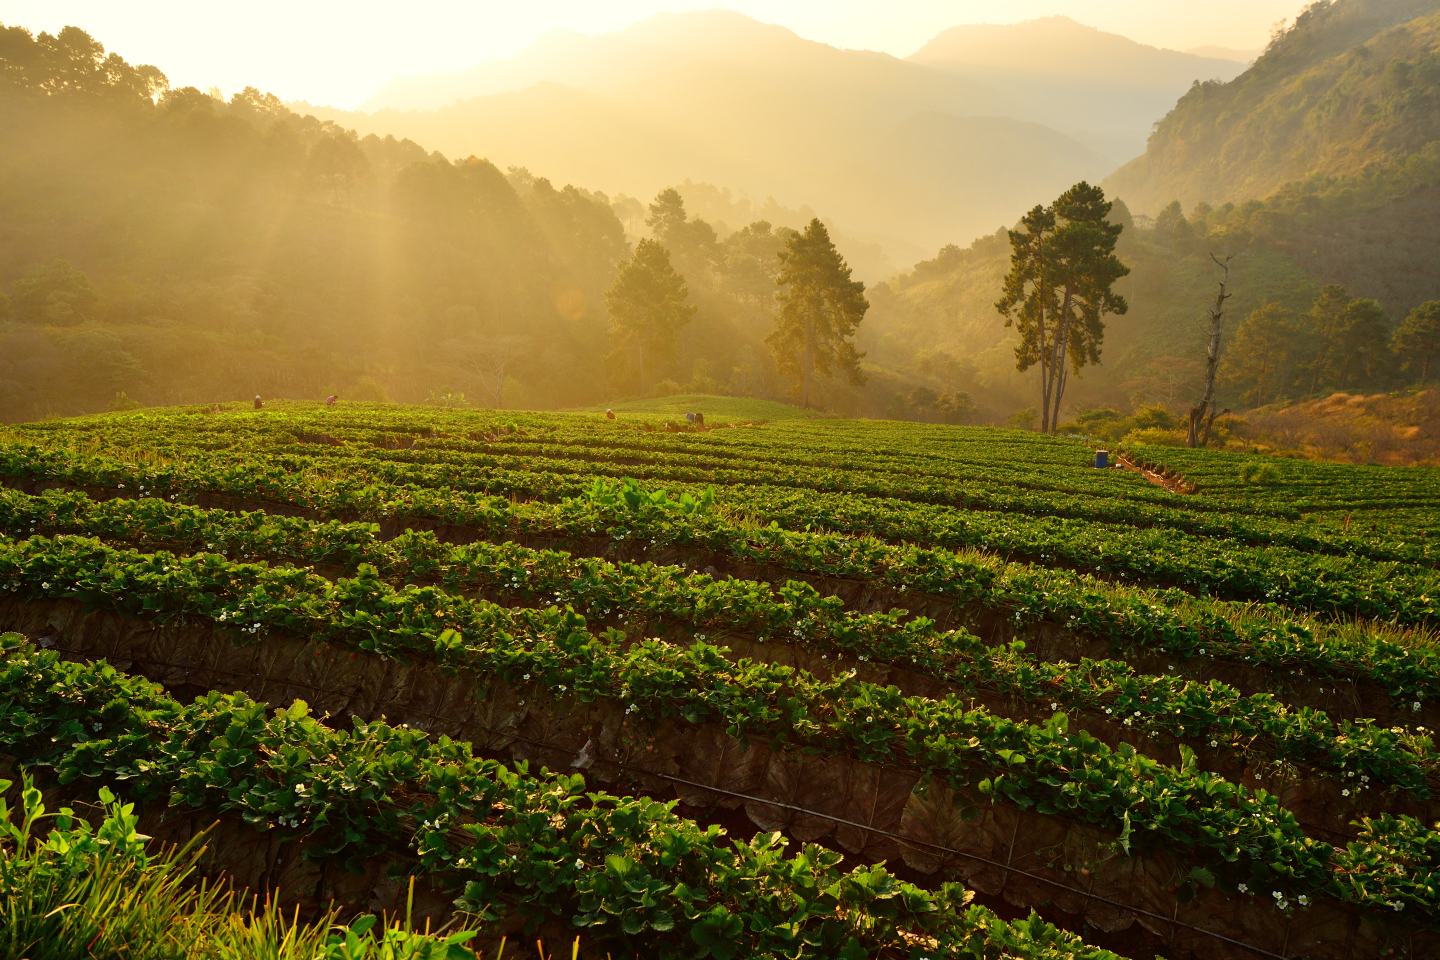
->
xmin=1115 ymin=454 xmax=1197 ymax=495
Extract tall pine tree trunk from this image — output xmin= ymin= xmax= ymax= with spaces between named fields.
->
xmin=801 ymin=317 xmax=816 ymax=408
xmin=1047 ymin=293 xmax=1074 ymax=434
xmin=1035 ymin=266 xmax=1053 ymax=432
xmin=1050 ymin=351 xmax=1069 ymax=435
xmin=1037 ymin=313 xmax=1053 ymax=433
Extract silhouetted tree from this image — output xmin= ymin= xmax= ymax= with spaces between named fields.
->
xmin=998 ymin=182 xmax=1128 ymax=432
xmin=1304 ymin=285 xmax=1391 ymax=391
xmin=646 ymin=188 xmax=688 ymax=241
xmin=768 ymin=219 xmax=867 ymax=407
xmin=1188 ymin=253 xmax=1233 ymax=447
xmin=605 ymin=239 xmax=694 ymax=392
xmin=996 ymin=204 xmax=1058 ymax=429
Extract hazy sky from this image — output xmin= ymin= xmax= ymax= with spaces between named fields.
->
xmin=5 ymin=1 xmax=1305 ymax=108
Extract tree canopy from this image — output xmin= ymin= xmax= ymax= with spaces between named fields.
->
xmin=768 ymin=219 xmax=868 ymax=407
xmin=605 ymin=239 xmax=696 ymax=392
xmin=1393 ymin=300 xmax=1440 ymax=382
xmin=996 ymin=182 xmax=1128 ymax=432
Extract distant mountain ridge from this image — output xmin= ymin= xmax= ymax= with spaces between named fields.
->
xmin=331 ymin=11 xmax=1240 ymax=262
xmin=1106 ymin=0 xmax=1440 ymax=212
xmin=322 ymin=10 xmax=1119 ymax=262
xmin=909 ymin=16 xmax=1247 ymax=162
xmin=909 ymin=16 xmax=1241 ymax=81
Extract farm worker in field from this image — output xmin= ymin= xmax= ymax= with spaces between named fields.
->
xmin=253 ymin=394 xmax=264 ymax=410
xmin=326 ymin=394 xmax=338 ymax=406
xmin=605 ymin=409 xmax=616 ymax=420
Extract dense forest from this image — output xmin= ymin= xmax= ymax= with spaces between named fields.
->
xmin=0 ymin=24 xmax=632 ymax=419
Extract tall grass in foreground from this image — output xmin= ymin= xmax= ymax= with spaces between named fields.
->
xmin=0 ymin=775 xmax=590 ymax=959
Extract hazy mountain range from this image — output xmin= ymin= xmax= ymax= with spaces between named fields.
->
xmin=306 ymin=12 xmax=1245 ymax=267
xmin=908 ymin=16 xmax=1247 ymax=161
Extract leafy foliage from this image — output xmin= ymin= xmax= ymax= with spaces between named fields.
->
xmin=768 ymin=219 xmax=868 ymax=407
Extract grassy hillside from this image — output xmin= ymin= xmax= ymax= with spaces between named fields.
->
xmin=1229 ymin=388 xmax=1440 ymax=464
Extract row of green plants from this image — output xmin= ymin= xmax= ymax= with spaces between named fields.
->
xmin=0 ymin=633 xmax=1122 ymax=960
xmin=371 ymin=429 xmax=1437 ymax=563
xmin=11 ymin=419 xmax=1437 ymax=622
xmin=2 ymin=485 xmax=1433 ymax=803
xmin=0 ymin=773 xmax=485 ymax=959
xmin=230 ymin=431 xmax=1433 ymax=577
xmin=143 ymin=403 xmax=1440 ymax=539
xmin=2 ymin=533 xmax=1437 ymax=919
xmin=27 ymin=402 xmax=1440 ymax=520
xmin=288 ymin=422 xmax=1328 ymax=532
xmin=2 ymin=441 xmax=1435 ymax=707
xmin=68 ymin=435 xmax=1440 ymax=621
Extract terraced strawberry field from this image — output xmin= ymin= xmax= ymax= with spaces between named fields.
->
xmin=2 ymin=401 xmax=1438 ymax=959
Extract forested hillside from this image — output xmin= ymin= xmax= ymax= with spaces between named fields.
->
xmin=1108 ymin=0 xmax=1440 ymax=210
xmin=0 ymin=25 xmax=645 ymax=420
xmin=4 ymin=10 xmax=1438 ymax=433
xmin=864 ymin=207 xmax=1320 ymax=420
xmin=1100 ymin=0 xmax=1440 ymax=320
xmin=867 ymin=0 xmax=1440 ymax=426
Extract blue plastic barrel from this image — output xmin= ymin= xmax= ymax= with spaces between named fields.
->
xmin=1094 ymin=449 xmax=1109 ymax=469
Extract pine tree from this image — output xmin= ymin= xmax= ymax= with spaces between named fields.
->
xmin=1393 ymin=301 xmax=1440 ymax=383
xmin=767 ymin=219 xmax=867 ymax=408
xmin=605 ymin=239 xmax=695 ymax=392
xmin=1225 ymin=304 xmax=1302 ymax=405
xmin=997 ymin=183 xmax=1128 ymax=432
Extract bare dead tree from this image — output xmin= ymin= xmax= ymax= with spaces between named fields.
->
xmin=1188 ymin=253 xmax=1232 ymax=448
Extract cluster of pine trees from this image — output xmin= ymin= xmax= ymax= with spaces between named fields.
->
xmin=598 ymin=189 xmax=866 ymax=406
xmin=1228 ymin=289 xmax=1440 ymax=406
